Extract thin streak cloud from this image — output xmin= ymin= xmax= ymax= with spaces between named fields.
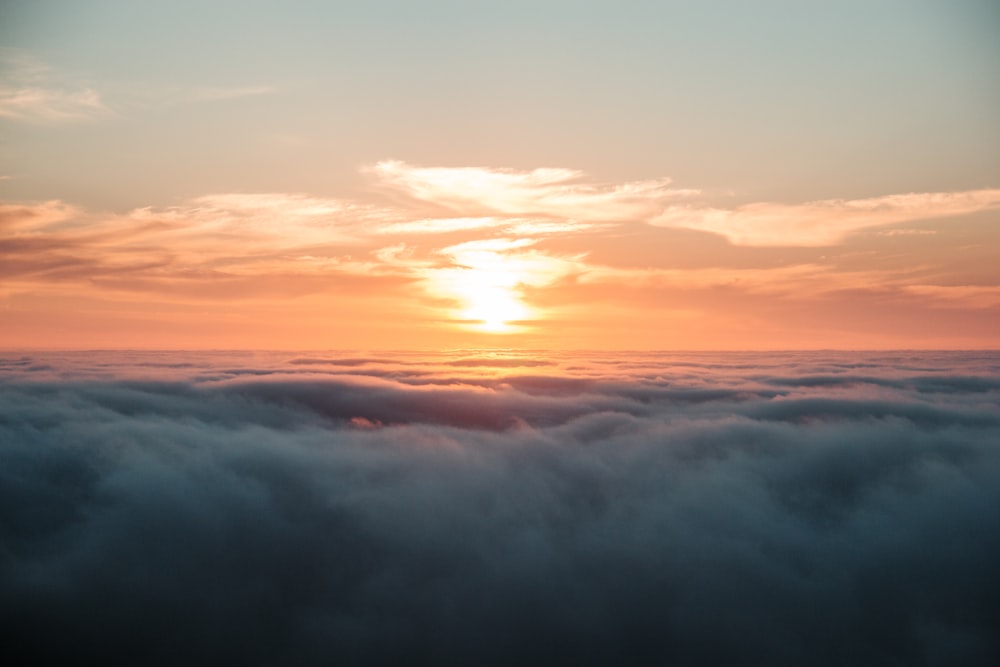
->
xmin=0 ymin=52 xmax=110 ymax=123
xmin=652 ymin=190 xmax=1000 ymax=246
xmin=370 ymin=160 xmax=699 ymax=221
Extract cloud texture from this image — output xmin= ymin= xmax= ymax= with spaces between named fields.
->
xmin=4 ymin=161 xmax=999 ymax=349
xmin=652 ymin=190 xmax=1000 ymax=246
xmin=2 ymin=351 xmax=999 ymax=665
xmin=0 ymin=51 xmax=110 ymax=123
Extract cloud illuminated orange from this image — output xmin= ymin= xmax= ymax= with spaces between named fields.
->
xmin=652 ymin=190 xmax=1000 ymax=246
xmin=2 ymin=161 xmax=998 ymax=349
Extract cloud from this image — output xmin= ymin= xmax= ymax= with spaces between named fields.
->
xmin=0 ymin=192 xmax=589 ymax=326
xmin=0 ymin=195 xmax=419 ymax=305
xmin=0 ymin=52 xmax=110 ymax=123
xmin=369 ymin=161 xmax=1000 ymax=249
xmin=0 ymin=87 xmax=107 ymax=123
xmin=374 ymin=216 xmax=509 ymax=235
xmin=0 ymin=200 xmax=82 ymax=233
xmin=170 ymin=193 xmax=389 ymax=244
xmin=651 ymin=190 xmax=1000 ymax=246
xmin=0 ymin=50 xmax=280 ymax=124
xmin=3 ymin=163 xmax=999 ymax=342
xmin=370 ymin=159 xmax=698 ymax=221
xmin=1 ymin=351 xmax=999 ymax=665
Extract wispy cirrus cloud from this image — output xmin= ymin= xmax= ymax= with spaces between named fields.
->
xmin=0 ymin=50 xmax=278 ymax=124
xmin=0 ymin=51 xmax=111 ymax=123
xmin=0 ymin=80 xmax=109 ymax=123
xmin=0 ymin=185 xmax=991 ymax=310
xmin=3 ymin=160 xmax=999 ymax=346
xmin=0 ymin=194 xmax=404 ymax=302
xmin=651 ymin=189 xmax=1000 ymax=246
xmin=370 ymin=159 xmax=699 ymax=222
xmin=112 ymin=163 xmax=997 ymax=256
xmin=150 ymin=193 xmax=391 ymax=245
xmin=0 ymin=200 xmax=83 ymax=233
xmin=371 ymin=160 xmax=1000 ymax=248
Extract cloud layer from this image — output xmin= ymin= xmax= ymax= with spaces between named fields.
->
xmin=2 ymin=351 xmax=999 ymax=665
xmin=2 ymin=160 xmax=999 ymax=348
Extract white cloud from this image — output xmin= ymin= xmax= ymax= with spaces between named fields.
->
xmin=375 ymin=216 xmax=508 ymax=235
xmin=370 ymin=161 xmax=1000 ymax=248
xmin=0 ymin=84 xmax=109 ymax=123
xmin=137 ymin=193 xmax=396 ymax=246
xmin=0 ymin=52 xmax=110 ymax=123
xmin=5 ymin=162 xmax=997 ymax=313
xmin=370 ymin=159 xmax=698 ymax=221
xmin=651 ymin=190 xmax=1000 ymax=246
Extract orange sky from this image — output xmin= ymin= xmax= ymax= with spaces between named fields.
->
xmin=2 ymin=2 xmax=999 ymax=349
xmin=3 ymin=166 xmax=999 ymax=349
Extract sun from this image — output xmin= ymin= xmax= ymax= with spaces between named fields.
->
xmin=427 ymin=241 xmax=535 ymax=333
xmin=461 ymin=284 xmax=528 ymax=332
xmin=448 ymin=261 xmax=530 ymax=332
xmin=421 ymin=238 xmax=579 ymax=334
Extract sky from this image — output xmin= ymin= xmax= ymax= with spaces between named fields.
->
xmin=1 ymin=0 xmax=998 ymax=349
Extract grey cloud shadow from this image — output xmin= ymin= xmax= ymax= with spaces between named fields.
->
xmin=1 ymin=353 xmax=999 ymax=665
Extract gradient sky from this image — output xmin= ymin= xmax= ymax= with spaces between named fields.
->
xmin=2 ymin=0 xmax=998 ymax=349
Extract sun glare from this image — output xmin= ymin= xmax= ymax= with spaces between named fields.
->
xmin=448 ymin=263 xmax=530 ymax=332
xmin=461 ymin=284 xmax=528 ymax=332
xmin=429 ymin=240 xmax=538 ymax=333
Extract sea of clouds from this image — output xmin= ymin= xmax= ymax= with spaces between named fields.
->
xmin=2 ymin=350 xmax=998 ymax=665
